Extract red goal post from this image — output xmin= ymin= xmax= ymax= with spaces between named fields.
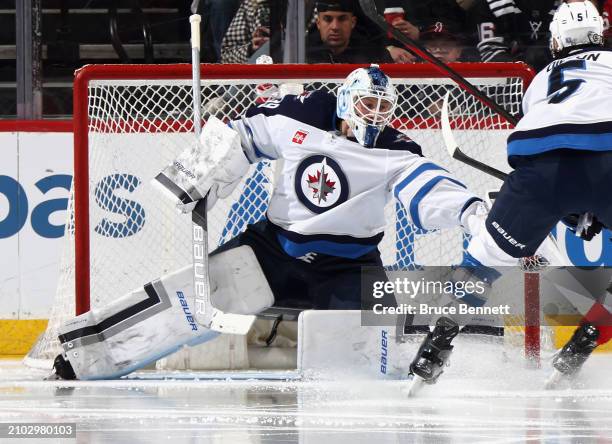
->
xmin=26 ymin=62 xmax=546 ymax=367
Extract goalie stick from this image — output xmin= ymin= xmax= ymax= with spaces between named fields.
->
xmin=440 ymin=92 xmax=509 ymax=182
xmin=188 ymin=14 xmax=254 ymax=335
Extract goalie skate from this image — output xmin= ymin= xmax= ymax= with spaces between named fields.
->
xmin=45 ymin=353 xmax=77 ymax=381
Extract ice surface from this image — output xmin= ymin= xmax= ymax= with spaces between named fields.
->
xmin=2 ymin=338 xmax=612 ymax=444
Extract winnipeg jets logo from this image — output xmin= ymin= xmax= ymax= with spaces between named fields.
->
xmin=306 ymin=157 xmax=336 ymax=203
xmin=292 ymin=130 xmax=308 ymax=144
xmin=295 ymin=155 xmax=349 ymax=214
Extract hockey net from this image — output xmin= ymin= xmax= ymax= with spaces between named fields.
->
xmin=25 ymin=62 xmax=551 ymax=369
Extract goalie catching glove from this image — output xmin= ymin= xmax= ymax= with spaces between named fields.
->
xmin=153 ymin=116 xmax=250 ymax=212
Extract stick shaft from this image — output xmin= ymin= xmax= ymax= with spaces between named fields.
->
xmin=190 ymin=14 xmax=202 ymax=136
xmin=189 ymin=14 xmax=212 ymax=326
xmin=357 ymin=0 xmax=519 ymax=126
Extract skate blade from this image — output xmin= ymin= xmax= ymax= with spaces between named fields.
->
xmin=402 ymin=374 xmax=426 ymax=397
xmin=544 ymin=369 xmax=572 ymax=390
xmin=43 ymin=372 xmax=61 ymax=381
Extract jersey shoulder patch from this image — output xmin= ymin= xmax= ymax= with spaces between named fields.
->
xmin=246 ymin=90 xmax=337 ymax=131
xmin=376 ymin=127 xmax=422 ymax=156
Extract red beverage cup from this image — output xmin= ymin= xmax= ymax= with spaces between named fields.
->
xmin=384 ymin=7 xmax=405 ymax=38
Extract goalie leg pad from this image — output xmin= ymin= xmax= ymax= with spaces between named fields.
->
xmin=58 ymin=277 xmax=220 ymax=380
xmin=297 ymin=310 xmax=414 ymax=379
xmin=59 ymin=245 xmax=273 ymax=380
xmin=210 ymin=245 xmax=275 ymax=314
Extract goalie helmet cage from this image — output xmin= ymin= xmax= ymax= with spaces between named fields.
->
xmin=25 ymin=62 xmax=549 ymax=369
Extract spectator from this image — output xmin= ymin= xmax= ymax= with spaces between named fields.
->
xmin=221 ymin=0 xmax=270 ymax=64
xmin=200 ymin=0 xmax=241 ymax=62
xmin=420 ymin=21 xmax=467 ymax=63
xmin=384 ymin=0 xmax=468 ymax=32
xmin=306 ymin=1 xmax=394 ymax=63
xmin=468 ymin=0 xmax=559 ymax=71
xmin=603 ymin=0 xmax=612 ymax=45
xmin=305 ymin=0 xmax=388 ymax=44
xmin=406 ymin=22 xmax=468 ymax=118
xmin=383 ymin=0 xmax=472 ymax=63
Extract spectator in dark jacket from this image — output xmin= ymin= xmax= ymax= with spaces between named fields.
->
xmin=468 ymin=0 xmax=559 ymax=71
xmin=306 ymin=1 xmax=394 ymax=63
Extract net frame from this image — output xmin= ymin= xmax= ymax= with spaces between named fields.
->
xmin=28 ymin=62 xmax=548 ymax=368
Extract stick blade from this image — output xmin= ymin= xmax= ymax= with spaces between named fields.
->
xmin=440 ymin=91 xmax=458 ymax=158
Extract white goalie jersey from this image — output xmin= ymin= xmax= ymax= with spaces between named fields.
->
xmin=230 ymin=91 xmax=481 ymax=259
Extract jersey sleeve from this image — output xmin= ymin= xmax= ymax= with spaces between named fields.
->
xmin=391 ymin=156 xmax=481 ymax=231
xmin=229 ymin=114 xmax=282 ymax=163
xmin=472 ymin=0 xmax=521 ymax=62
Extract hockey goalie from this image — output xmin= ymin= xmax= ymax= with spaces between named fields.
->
xmin=51 ymin=65 xmax=492 ymax=380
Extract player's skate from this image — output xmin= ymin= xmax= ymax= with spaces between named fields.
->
xmin=545 ymin=323 xmax=599 ymax=389
xmin=405 ymin=317 xmax=459 ymax=396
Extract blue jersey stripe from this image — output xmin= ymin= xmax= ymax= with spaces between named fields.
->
xmin=507 ymin=132 xmax=612 ymax=156
xmin=272 ymin=222 xmax=383 ymax=245
xmin=508 ymin=121 xmax=612 ymax=142
xmin=276 ymin=233 xmax=377 ymax=259
xmin=393 ymin=163 xmax=448 ymax=199
xmin=410 ymin=177 xmax=466 ymax=229
xmin=243 ymin=122 xmax=275 ymax=161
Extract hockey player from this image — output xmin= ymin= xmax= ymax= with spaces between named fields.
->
xmin=411 ymin=1 xmax=612 ymax=387
xmin=51 ymin=65 xmax=488 ymax=380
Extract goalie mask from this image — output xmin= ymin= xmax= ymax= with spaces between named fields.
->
xmin=336 ymin=65 xmax=398 ymax=148
xmin=549 ymin=1 xmax=604 ymax=58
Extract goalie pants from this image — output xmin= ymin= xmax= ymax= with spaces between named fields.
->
xmin=212 ymin=220 xmax=394 ymax=310
xmin=486 ymin=149 xmax=612 ymax=258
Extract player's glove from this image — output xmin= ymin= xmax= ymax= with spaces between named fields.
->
xmin=562 ymin=213 xmax=605 ymax=241
xmin=460 ymin=199 xmax=489 ymax=236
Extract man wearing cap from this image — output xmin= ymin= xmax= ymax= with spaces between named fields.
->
xmin=420 ymin=21 xmax=467 ymax=63
xmin=307 ymin=1 xmax=394 ymax=63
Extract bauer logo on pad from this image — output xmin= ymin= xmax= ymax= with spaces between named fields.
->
xmin=292 ymin=130 xmax=309 ymax=144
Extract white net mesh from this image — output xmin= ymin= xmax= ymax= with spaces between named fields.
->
xmin=25 ymin=63 xmax=549 ymax=368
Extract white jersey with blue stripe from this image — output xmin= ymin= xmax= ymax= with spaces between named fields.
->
xmin=230 ymin=91 xmax=479 ymax=259
xmin=508 ymin=48 xmax=612 ymax=158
